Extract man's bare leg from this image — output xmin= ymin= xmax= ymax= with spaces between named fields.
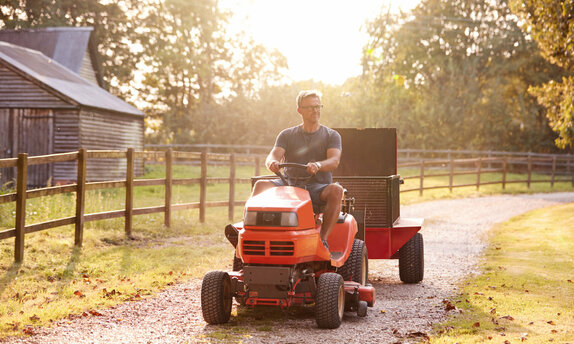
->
xmin=319 ymin=183 xmax=344 ymax=241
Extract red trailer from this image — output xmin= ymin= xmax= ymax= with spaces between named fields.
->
xmin=201 ymin=128 xmax=423 ymax=328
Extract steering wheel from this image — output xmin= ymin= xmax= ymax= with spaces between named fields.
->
xmin=275 ymin=163 xmax=312 ymax=186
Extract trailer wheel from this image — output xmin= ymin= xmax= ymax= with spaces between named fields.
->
xmin=399 ymin=232 xmax=424 ymax=283
xmin=338 ymin=239 xmax=368 ymax=285
xmin=201 ymin=271 xmax=233 ymax=324
xmin=315 ymin=273 xmax=345 ymax=329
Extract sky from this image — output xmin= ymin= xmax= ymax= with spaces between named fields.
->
xmin=220 ymin=0 xmax=421 ymax=85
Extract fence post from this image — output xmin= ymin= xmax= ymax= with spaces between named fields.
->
xmin=229 ymin=154 xmax=236 ymax=220
xmin=476 ymin=158 xmax=482 ymax=191
xmin=526 ymin=152 xmax=532 ymax=189
xmin=15 ymin=153 xmax=28 ymax=262
xmin=164 ymin=148 xmax=173 ymax=227
xmin=551 ymin=156 xmax=556 ymax=188
xmin=255 ymin=156 xmax=261 ymax=176
xmin=449 ymin=156 xmax=454 ymax=192
xmin=502 ymin=157 xmax=507 ymax=190
xmin=419 ymin=160 xmax=424 ymax=196
xmin=200 ymin=152 xmax=207 ymax=223
xmin=125 ymin=148 xmax=134 ymax=237
xmin=75 ymin=149 xmax=86 ymax=247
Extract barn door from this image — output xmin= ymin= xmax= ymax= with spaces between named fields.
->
xmin=16 ymin=109 xmax=54 ymax=187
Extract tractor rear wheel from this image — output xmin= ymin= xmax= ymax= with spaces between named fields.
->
xmin=338 ymin=239 xmax=368 ymax=285
xmin=201 ymin=271 xmax=233 ymax=324
xmin=315 ymin=273 xmax=345 ymax=329
xmin=399 ymin=232 xmax=424 ymax=283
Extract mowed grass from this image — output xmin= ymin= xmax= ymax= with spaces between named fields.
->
xmin=0 ymin=162 xmax=572 ymax=338
xmin=430 ymin=203 xmax=574 ymax=344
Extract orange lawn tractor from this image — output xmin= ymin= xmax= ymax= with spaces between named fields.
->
xmin=200 ymin=128 xmax=424 ymax=329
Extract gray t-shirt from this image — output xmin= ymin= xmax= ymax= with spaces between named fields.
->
xmin=274 ymin=125 xmax=342 ymax=184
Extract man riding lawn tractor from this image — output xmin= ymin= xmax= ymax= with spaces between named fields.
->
xmin=200 ymin=91 xmax=424 ymax=328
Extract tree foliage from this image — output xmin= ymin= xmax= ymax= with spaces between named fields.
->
xmin=358 ymin=0 xmax=567 ymax=151
xmin=510 ymin=0 xmax=574 ymax=148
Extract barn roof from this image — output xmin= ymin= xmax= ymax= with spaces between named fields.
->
xmin=0 ymin=40 xmax=143 ymax=116
xmin=0 ymin=27 xmax=92 ymax=75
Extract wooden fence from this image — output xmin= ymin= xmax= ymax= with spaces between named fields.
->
xmin=0 ymin=148 xmax=263 ymax=262
xmin=1 ymin=148 xmax=573 ymax=262
xmin=400 ymin=155 xmax=574 ymax=195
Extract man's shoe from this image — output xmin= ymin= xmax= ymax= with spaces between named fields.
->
xmin=322 ymin=239 xmax=330 ymax=251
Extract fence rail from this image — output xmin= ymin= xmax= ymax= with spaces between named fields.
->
xmin=0 ymin=148 xmax=573 ymax=263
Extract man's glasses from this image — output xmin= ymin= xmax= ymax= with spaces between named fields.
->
xmin=300 ymin=105 xmax=323 ymax=111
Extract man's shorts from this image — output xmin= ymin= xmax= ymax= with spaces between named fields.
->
xmin=270 ymin=179 xmax=328 ymax=212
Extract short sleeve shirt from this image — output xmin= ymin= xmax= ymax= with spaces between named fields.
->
xmin=274 ymin=125 xmax=342 ymax=184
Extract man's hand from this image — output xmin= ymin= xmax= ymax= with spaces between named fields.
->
xmin=268 ymin=160 xmax=280 ymax=173
xmin=306 ymin=162 xmax=320 ymax=175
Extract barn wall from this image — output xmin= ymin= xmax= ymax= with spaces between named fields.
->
xmin=79 ymin=109 xmax=144 ymax=181
xmin=52 ymin=109 xmax=81 ymax=182
xmin=0 ymin=64 xmax=74 ymax=109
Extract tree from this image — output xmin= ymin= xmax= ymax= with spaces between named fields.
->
xmin=360 ymin=0 xmax=563 ymax=151
xmin=510 ymin=0 xmax=574 ymax=149
xmin=136 ymin=0 xmax=288 ymax=144
xmin=0 ymin=0 xmax=140 ymax=96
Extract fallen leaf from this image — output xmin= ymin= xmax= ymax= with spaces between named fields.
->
xmin=490 ymin=308 xmax=497 ymax=315
xmin=29 ymin=315 xmax=40 ymax=322
xmin=547 ymin=320 xmax=556 ymax=325
xmin=380 ymin=309 xmax=386 ymax=314
xmin=73 ymin=290 xmax=84 ymax=298
xmin=89 ymin=310 xmax=103 ymax=316
xmin=521 ymin=333 xmax=528 ymax=342
xmin=500 ymin=315 xmax=514 ymax=321
xmin=473 ymin=322 xmax=480 ymax=328
xmin=551 ymin=330 xmax=558 ymax=334
xmin=22 ymin=326 xmax=36 ymax=335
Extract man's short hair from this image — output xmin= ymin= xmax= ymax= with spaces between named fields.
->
xmin=296 ymin=90 xmax=322 ymax=108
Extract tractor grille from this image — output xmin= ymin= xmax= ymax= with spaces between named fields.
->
xmin=270 ymin=241 xmax=294 ymax=256
xmin=242 ymin=240 xmax=295 ymax=256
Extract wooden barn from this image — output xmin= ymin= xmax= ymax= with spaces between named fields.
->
xmin=0 ymin=29 xmax=144 ymax=187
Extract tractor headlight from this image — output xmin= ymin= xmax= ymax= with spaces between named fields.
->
xmin=243 ymin=211 xmax=298 ymax=227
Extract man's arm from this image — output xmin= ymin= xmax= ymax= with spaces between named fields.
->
xmin=265 ymin=146 xmax=285 ymax=173
xmin=306 ymin=147 xmax=341 ymax=175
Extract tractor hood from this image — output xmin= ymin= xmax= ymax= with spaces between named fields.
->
xmin=244 ymin=186 xmax=315 ymax=229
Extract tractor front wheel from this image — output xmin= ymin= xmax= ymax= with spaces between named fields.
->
xmin=315 ymin=273 xmax=345 ymax=329
xmin=398 ymin=232 xmax=424 ymax=283
xmin=201 ymin=271 xmax=233 ymax=324
xmin=338 ymin=239 xmax=368 ymax=285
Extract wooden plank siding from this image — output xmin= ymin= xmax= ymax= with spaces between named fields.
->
xmin=79 ymin=109 xmax=144 ymax=181
xmin=0 ymin=108 xmax=54 ymax=186
xmin=0 ymin=65 xmax=73 ymax=109
xmin=52 ymin=109 xmax=81 ymax=182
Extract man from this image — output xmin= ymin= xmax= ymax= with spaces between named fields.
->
xmin=251 ymin=90 xmax=343 ymax=251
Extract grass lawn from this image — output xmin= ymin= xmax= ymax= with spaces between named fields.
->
xmin=430 ymin=203 xmax=574 ymax=343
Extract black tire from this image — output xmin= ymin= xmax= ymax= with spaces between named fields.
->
xmin=338 ymin=239 xmax=368 ymax=285
xmin=315 ymin=273 xmax=345 ymax=329
xmin=232 ymin=254 xmax=243 ymax=271
xmin=399 ymin=232 xmax=424 ymax=283
xmin=357 ymin=300 xmax=368 ymax=317
xmin=201 ymin=271 xmax=233 ymax=324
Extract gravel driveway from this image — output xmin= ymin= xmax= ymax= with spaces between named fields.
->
xmin=4 ymin=192 xmax=574 ymax=344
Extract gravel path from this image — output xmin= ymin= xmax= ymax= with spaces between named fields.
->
xmin=3 ymin=192 xmax=574 ymax=344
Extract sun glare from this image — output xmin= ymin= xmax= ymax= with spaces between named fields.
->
xmin=220 ymin=0 xmax=421 ymax=85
